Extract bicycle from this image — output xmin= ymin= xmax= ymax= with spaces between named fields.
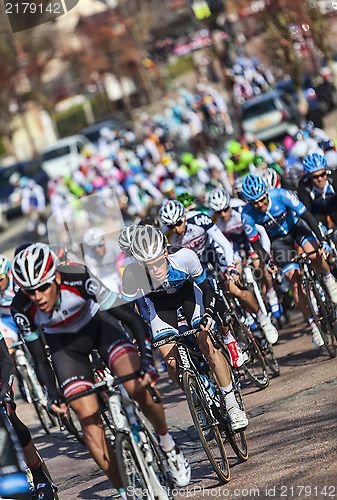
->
xmin=321 ymin=226 xmax=337 ymax=279
xmin=290 ymin=248 xmax=337 ymax=358
xmin=67 ymin=370 xmax=174 ymax=500
xmin=239 ymin=257 xmax=280 ymax=377
xmin=153 ymin=328 xmax=248 ymax=484
xmin=0 ymin=403 xmax=59 ymax=499
xmin=205 ymin=266 xmax=269 ymax=389
xmin=12 ymin=340 xmax=56 ymax=435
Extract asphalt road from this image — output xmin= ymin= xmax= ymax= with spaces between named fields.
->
xmin=15 ymin=309 xmax=337 ymax=500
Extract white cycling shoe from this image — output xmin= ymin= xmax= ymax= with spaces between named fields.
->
xmin=324 ymin=276 xmax=337 ymax=305
xmin=259 ymin=318 xmax=278 ymax=345
xmin=164 ymin=445 xmax=191 ymax=487
xmin=311 ymin=323 xmax=324 ymax=347
xmin=227 ymin=406 xmax=249 ymax=432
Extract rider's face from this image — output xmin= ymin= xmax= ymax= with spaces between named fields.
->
xmin=311 ymin=169 xmax=327 ymax=189
xmin=23 ymin=272 xmax=61 ymax=313
xmin=250 ymin=193 xmax=269 ymax=213
xmin=172 ymin=217 xmax=187 ymax=236
xmin=145 ymin=256 xmax=168 ymax=282
xmin=0 ymin=272 xmax=10 ymax=291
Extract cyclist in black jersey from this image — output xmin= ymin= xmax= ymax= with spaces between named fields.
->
xmin=298 ymin=153 xmax=337 ymax=227
xmin=120 ymin=225 xmax=249 ymax=432
xmin=0 ymin=334 xmax=55 ymax=500
xmin=10 ymin=243 xmax=190 ymax=496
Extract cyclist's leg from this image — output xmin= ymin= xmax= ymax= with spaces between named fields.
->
xmin=47 ymin=327 xmax=122 ymax=490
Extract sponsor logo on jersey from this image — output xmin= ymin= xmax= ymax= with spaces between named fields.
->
xmin=14 ymin=313 xmax=30 ymax=330
xmin=85 ymin=278 xmax=100 ymax=296
xmin=194 ymin=214 xmax=211 ymax=226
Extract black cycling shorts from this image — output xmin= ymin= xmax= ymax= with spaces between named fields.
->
xmin=46 ymin=311 xmax=138 ymax=401
xmin=271 ymin=219 xmax=317 ymax=273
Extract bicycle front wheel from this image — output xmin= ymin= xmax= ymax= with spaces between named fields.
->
xmin=183 ymin=371 xmax=230 ymax=483
xmin=115 ymin=433 xmax=168 ymax=500
xmin=234 ymin=320 xmax=269 ymax=389
xmin=305 ymin=280 xmax=337 ymax=358
xmin=20 ymin=366 xmax=55 ymax=434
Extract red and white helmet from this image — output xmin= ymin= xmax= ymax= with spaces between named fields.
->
xmin=11 ymin=243 xmax=58 ymax=290
xmin=262 ymin=168 xmax=281 ymax=189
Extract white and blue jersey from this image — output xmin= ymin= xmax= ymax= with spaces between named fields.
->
xmin=0 ymin=275 xmax=18 ymax=342
xmin=241 ymin=188 xmax=307 ymax=241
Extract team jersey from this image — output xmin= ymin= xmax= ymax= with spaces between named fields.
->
xmin=121 ymin=247 xmax=206 ymax=301
xmin=0 ymin=275 xmax=16 ymax=317
xmin=165 ymin=210 xmax=234 ymax=268
xmin=298 ymin=171 xmax=337 ymax=208
xmin=11 ymin=264 xmax=117 ymax=341
xmin=241 ymin=188 xmax=307 ymax=241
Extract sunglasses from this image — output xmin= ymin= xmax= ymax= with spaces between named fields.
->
xmin=250 ymin=194 xmax=268 ymax=206
xmin=311 ymin=172 xmax=327 ymax=180
xmin=23 ymin=278 xmax=55 ymax=296
xmin=0 ymin=274 xmax=7 ymax=282
xmin=144 ymin=256 xmax=167 ymax=270
xmin=167 ymin=218 xmax=185 ymax=229
xmin=215 ymin=207 xmax=230 ymax=214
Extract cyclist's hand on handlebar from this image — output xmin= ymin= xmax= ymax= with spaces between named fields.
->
xmin=199 ymin=314 xmax=216 ymax=332
xmin=226 ymin=266 xmax=241 ymax=282
xmin=1 ymin=392 xmax=16 ymax=416
xmin=266 ymin=259 xmax=278 ymax=276
xmin=47 ymin=389 xmax=67 ymax=417
xmin=140 ymin=358 xmax=159 ymax=384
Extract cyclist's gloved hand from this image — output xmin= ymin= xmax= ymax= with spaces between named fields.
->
xmin=322 ymin=241 xmax=332 ymax=254
xmin=140 ymin=357 xmax=159 ymax=383
xmin=266 ymin=259 xmax=277 ymax=275
xmin=47 ymin=389 xmax=65 ymax=415
xmin=199 ymin=314 xmax=217 ymax=332
xmin=226 ymin=266 xmax=240 ymax=282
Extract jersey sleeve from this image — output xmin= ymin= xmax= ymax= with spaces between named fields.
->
xmin=190 ymin=212 xmax=214 ymax=231
xmin=207 ymin=224 xmax=234 ymax=268
xmin=241 ymin=209 xmax=259 ymax=242
xmin=121 ymin=263 xmax=151 ymax=301
xmin=279 ymin=188 xmax=307 ymax=216
xmin=180 ymin=248 xmax=206 ymax=284
xmin=11 ymin=292 xmax=40 ymax=342
xmin=60 ymin=264 xmax=117 ymax=310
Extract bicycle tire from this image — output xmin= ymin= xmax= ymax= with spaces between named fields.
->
xmin=232 ymin=318 xmax=269 ymax=389
xmin=60 ymin=406 xmax=85 ymax=446
xmin=141 ymin=418 xmax=175 ymax=500
xmin=183 ymin=371 xmax=230 ymax=483
xmin=262 ymin=342 xmax=280 ymax=376
xmin=305 ymin=279 xmax=337 ymax=358
xmin=20 ymin=366 xmax=55 ymax=435
xmin=115 ymin=433 xmax=168 ymax=500
xmin=222 ymin=366 xmax=249 ymax=462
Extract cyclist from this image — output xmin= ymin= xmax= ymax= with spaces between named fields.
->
xmin=10 ymin=243 xmax=190 ymax=495
xmin=159 ymin=200 xmax=278 ymax=344
xmin=241 ymin=174 xmax=337 ymax=347
xmin=0 ymin=333 xmax=55 ymax=500
xmin=298 ymin=153 xmax=337 ymax=227
xmin=120 ymin=225 xmax=249 ymax=431
xmin=224 ymin=140 xmax=254 ymax=185
xmin=83 ymin=227 xmax=121 ymax=293
xmin=207 ymin=188 xmax=282 ymax=319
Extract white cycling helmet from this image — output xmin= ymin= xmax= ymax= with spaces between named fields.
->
xmin=83 ymin=227 xmax=105 ymax=248
xmin=0 ymin=255 xmax=10 ymax=277
xmin=232 ymin=177 xmax=244 ymax=197
xmin=118 ymin=224 xmax=138 ymax=252
xmin=262 ymin=168 xmax=281 ymax=189
xmin=131 ymin=225 xmax=167 ymax=263
xmin=159 ymin=200 xmax=185 ymax=226
xmin=11 ymin=243 xmax=58 ymax=290
xmin=208 ymin=188 xmax=230 ymax=212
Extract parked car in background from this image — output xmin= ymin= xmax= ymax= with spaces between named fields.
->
xmin=80 ymin=116 xmax=128 ymax=146
xmin=41 ymin=134 xmax=94 ymax=179
xmin=0 ymin=158 xmax=49 ymax=228
xmin=241 ymin=90 xmax=300 ymax=141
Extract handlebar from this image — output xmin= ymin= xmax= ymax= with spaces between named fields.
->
xmin=289 ymin=247 xmax=322 ymax=264
xmin=152 ymin=328 xmax=200 ymax=349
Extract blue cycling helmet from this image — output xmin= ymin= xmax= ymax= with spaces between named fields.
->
xmin=241 ymin=174 xmax=267 ymax=201
xmin=302 ymin=153 xmax=327 ymax=174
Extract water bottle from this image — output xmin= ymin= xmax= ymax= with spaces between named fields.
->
xmin=200 ymin=375 xmax=220 ymax=407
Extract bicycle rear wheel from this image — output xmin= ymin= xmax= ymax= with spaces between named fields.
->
xmin=20 ymin=366 xmax=55 ymax=434
xmin=183 ymin=371 xmax=230 ymax=483
xmin=233 ymin=319 xmax=269 ymax=389
xmin=223 ymin=368 xmax=248 ymax=462
xmin=305 ymin=280 xmax=337 ymax=358
xmin=115 ymin=433 xmax=168 ymax=500
xmin=254 ymin=334 xmax=280 ymax=377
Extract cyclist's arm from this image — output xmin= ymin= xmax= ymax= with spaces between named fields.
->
xmin=297 ymin=179 xmax=312 ymax=212
xmin=0 ymin=335 xmax=14 ymax=399
xmin=280 ymin=189 xmax=323 ymax=242
xmin=206 ymin=224 xmax=235 ymax=268
xmin=241 ymin=210 xmax=271 ymax=263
